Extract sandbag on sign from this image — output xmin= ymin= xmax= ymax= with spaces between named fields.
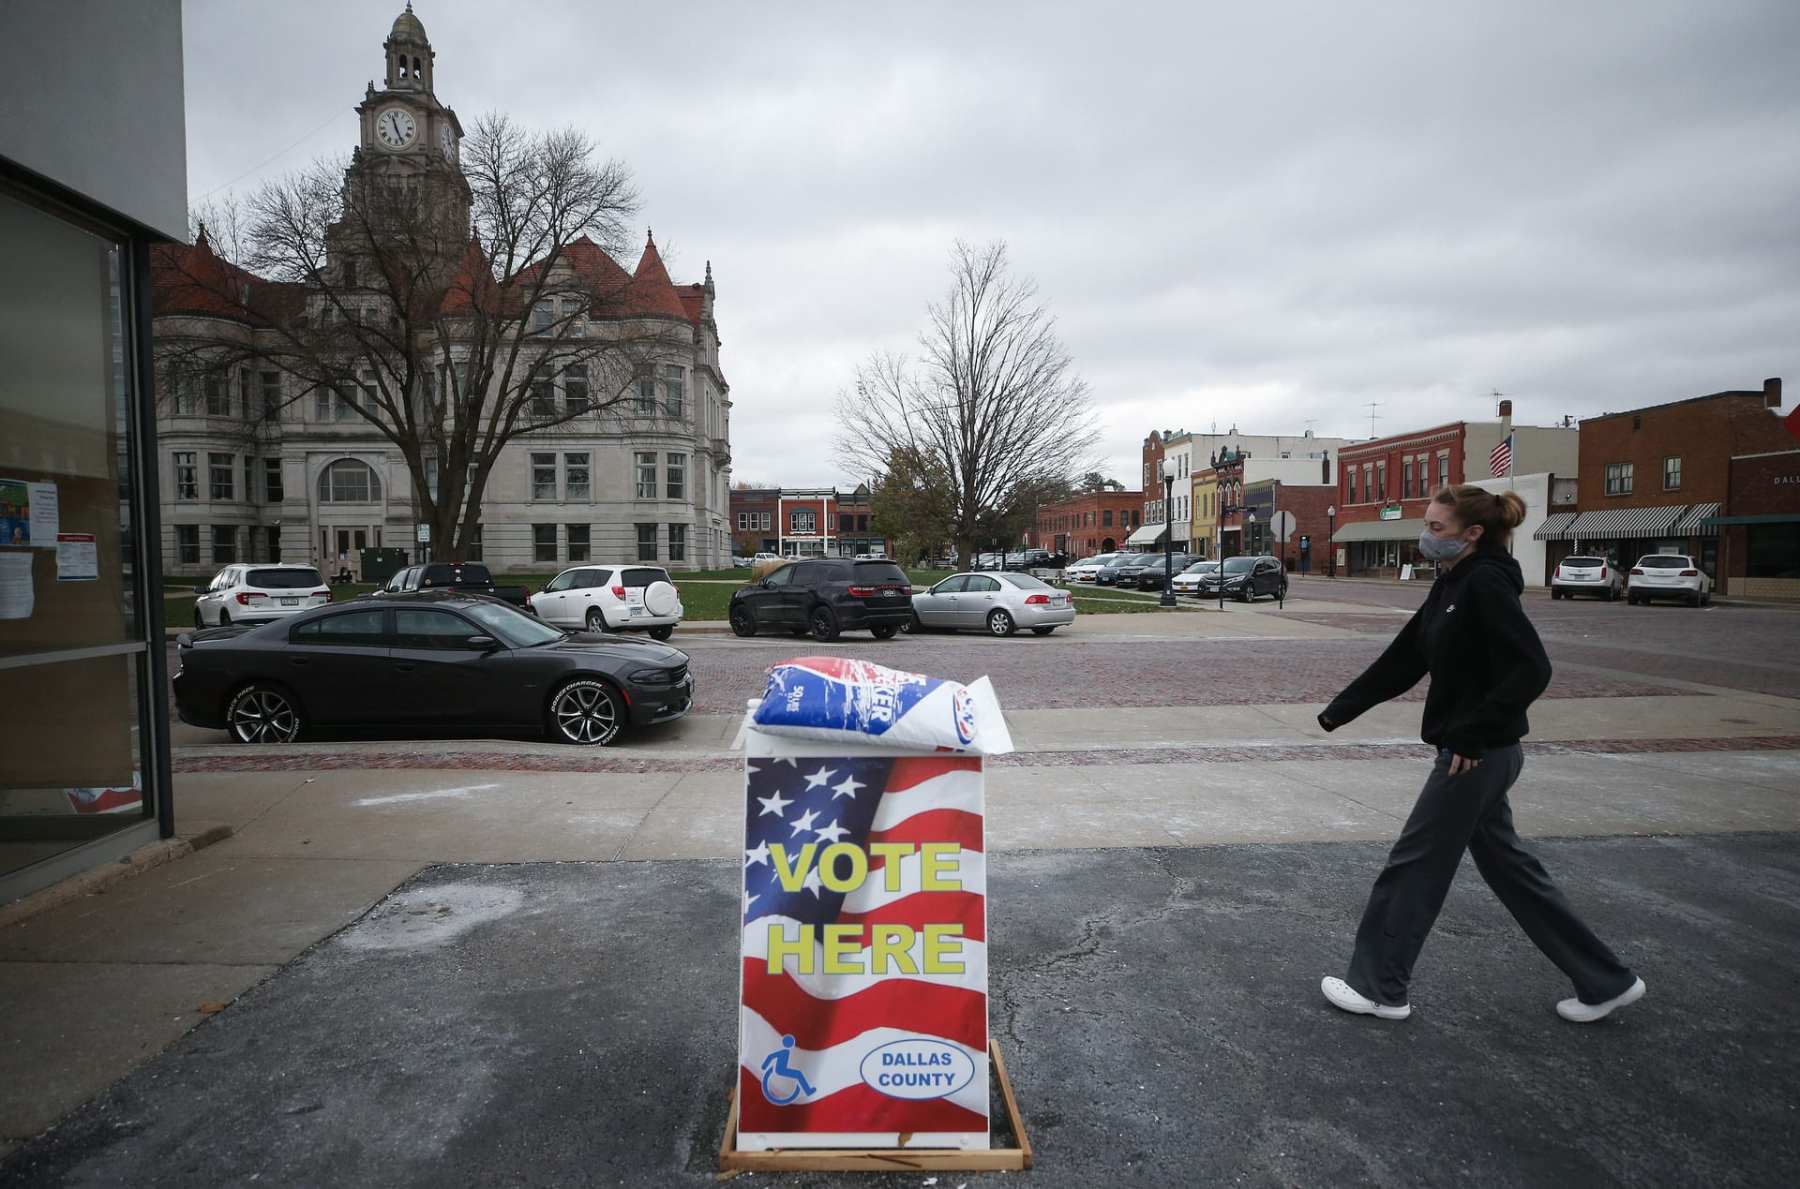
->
xmin=751 ymin=656 xmax=1013 ymax=755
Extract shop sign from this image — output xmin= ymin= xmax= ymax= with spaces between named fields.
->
xmin=1379 ymin=504 xmax=1403 ymax=521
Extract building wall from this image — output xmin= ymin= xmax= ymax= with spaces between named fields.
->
xmin=731 ymin=487 xmax=779 ymax=555
xmin=1190 ymin=469 xmax=1218 ymax=556
xmin=1035 ymin=491 xmax=1144 ymax=556
xmin=1471 ymin=471 xmax=1554 ymax=586
xmin=1140 ymin=432 xmax=1168 ymax=525
xmin=1578 ymin=386 xmax=1786 ymax=511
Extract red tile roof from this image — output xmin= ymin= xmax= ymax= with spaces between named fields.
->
xmin=624 ymin=233 xmax=692 ymax=321
xmin=149 ymin=229 xmax=272 ymax=323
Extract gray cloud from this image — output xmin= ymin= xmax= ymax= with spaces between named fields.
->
xmin=184 ymin=0 xmax=1800 ymax=487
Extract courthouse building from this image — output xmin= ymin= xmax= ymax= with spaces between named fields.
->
xmin=151 ymin=7 xmax=733 ymax=578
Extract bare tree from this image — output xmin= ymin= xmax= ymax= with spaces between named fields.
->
xmin=154 ymin=114 xmax=690 ymax=557
xmin=835 ymin=241 xmax=1098 ymax=565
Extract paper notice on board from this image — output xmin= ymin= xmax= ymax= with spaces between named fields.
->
xmin=56 ymin=533 xmax=98 ymax=581
xmin=0 ymin=552 xmax=33 ymax=619
xmin=0 ymin=479 xmax=27 ymax=546
xmin=29 ymin=483 xmax=59 ymax=544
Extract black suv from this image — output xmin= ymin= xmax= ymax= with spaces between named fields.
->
xmin=1197 ymin=555 xmax=1289 ymax=601
xmin=1117 ymin=552 xmax=1198 ymax=590
xmin=729 ymin=558 xmax=913 ymax=640
xmin=379 ymin=563 xmax=530 ymax=608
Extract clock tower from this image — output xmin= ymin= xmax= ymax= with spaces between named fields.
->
xmin=336 ymin=5 xmax=470 ymax=273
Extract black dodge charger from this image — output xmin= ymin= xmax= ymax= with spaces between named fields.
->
xmin=173 ymin=591 xmax=693 ymax=746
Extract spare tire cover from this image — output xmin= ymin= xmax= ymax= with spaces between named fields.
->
xmin=644 ymin=580 xmax=681 ymax=618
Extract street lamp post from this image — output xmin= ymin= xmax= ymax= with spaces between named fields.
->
xmin=1159 ymin=459 xmax=1177 ymax=607
xmin=1326 ymin=504 xmax=1337 ymax=578
xmin=1243 ymin=511 xmax=1257 ymax=602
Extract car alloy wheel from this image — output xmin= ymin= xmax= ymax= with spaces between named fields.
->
xmin=226 ymin=684 xmax=302 ymax=744
xmin=549 ymin=678 xmax=622 ymax=746
xmin=987 ymin=609 xmax=1015 ymax=637
xmin=729 ymin=606 xmax=756 ymax=637
xmin=586 ymin=607 xmax=608 ymax=633
xmin=871 ymin=623 xmax=899 ymax=640
xmin=809 ymin=607 xmax=840 ymax=642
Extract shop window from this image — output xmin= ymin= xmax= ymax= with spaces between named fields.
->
xmin=1747 ymin=525 xmax=1800 ymax=579
xmin=533 ymin=523 xmax=557 ymax=563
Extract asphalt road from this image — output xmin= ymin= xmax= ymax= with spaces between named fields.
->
xmin=6 ymin=833 xmax=1795 ymax=1187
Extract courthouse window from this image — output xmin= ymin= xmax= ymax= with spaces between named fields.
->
xmin=174 ymin=452 xmax=197 ymax=500
xmin=565 ymin=453 xmax=590 ymax=501
xmin=208 ymin=452 xmax=234 ymax=500
xmin=531 ymin=453 xmax=558 ymax=501
xmin=567 ymin=523 xmax=590 ymax=562
xmin=211 ymin=525 xmax=237 ymax=563
xmin=636 ymin=523 xmax=657 ymax=561
xmin=533 ymin=523 xmax=557 ymax=563
xmin=666 ymin=453 xmax=686 ymax=501
xmin=635 ymin=452 xmax=657 ymax=499
xmin=663 ymin=366 xmax=685 ymax=421
xmin=176 ymin=524 xmax=199 ymax=564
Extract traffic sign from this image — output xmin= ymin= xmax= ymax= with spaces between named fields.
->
xmin=1270 ymin=511 xmax=1296 ymax=537
xmin=415 ymin=523 xmax=431 ymax=543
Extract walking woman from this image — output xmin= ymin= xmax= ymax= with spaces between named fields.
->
xmin=1317 ymin=485 xmax=1645 ymax=1023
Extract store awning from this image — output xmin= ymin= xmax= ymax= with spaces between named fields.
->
xmin=1673 ymin=503 xmax=1720 ymax=536
xmin=1533 ymin=511 xmax=1579 ymax=541
xmin=1125 ymin=522 xmax=1167 ymax=547
xmin=1566 ymin=505 xmax=1684 ymax=540
xmin=1333 ymin=517 xmax=1425 ymax=543
xmin=1701 ymin=512 xmax=1800 ymax=527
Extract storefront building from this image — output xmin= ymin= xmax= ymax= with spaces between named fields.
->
xmin=1709 ymin=394 xmax=1800 ymax=600
xmin=1332 ymin=403 xmax=1578 ymax=578
xmin=1534 ymin=380 xmax=1790 ymax=594
xmin=0 ymin=0 xmax=187 ymax=901
xmin=1032 ymin=490 xmax=1143 ymax=557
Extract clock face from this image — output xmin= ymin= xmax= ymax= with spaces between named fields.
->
xmin=375 ymin=107 xmax=417 ymax=150
xmin=437 ymin=122 xmax=456 ymax=159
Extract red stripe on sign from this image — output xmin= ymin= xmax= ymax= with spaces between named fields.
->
xmin=867 ymin=809 xmax=985 ymax=862
xmin=741 ymin=961 xmax=988 ymax=1052
xmin=736 ymin=1067 xmax=988 ymax=1135
xmin=886 ymin=756 xmax=981 ymax=793
xmin=836 ymin=889 xmax=987 ymax=944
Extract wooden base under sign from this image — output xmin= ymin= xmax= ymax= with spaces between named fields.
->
xmin=717 ymin=1040 xmax=1033 ymax=1176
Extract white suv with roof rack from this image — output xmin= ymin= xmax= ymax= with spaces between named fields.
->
xmin=193 ymin=563 xmax=330 ymax=627
xmin=1550 ymin=554 xmax=1624 ymax=601
xmin=525 ymin=564 xmax=684 ymax=639
xmin=1628 ymin=554 xmax=1713 ymax=607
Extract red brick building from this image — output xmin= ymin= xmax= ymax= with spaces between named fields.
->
xmin=729 ymin=486 xmax=779 ymax=556
xmin=1333 ymin=403 xmax=1579 ymax=576
xmin=1031 ymin=490 xmax=1145 ymax=557
xmin=1242 ymin=478 xmax=1336 ymax=573
xmin=1543 ymin=378 xmax=1794 ymax=596
xmin=730 ymin=485 xmax=888 ymax=558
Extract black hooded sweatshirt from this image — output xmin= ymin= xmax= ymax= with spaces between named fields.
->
xmin=1319 ymin=550 xmax=1551 ymax=759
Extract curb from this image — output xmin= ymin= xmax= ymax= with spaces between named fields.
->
xmin=0 ymin=824 xmax=233 ymax=930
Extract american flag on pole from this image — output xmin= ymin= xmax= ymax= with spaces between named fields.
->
xmin=1489 ymin=434 xmax=1514 ymax=478
xmin=736 ymin=751 xmax=989 ymax=1148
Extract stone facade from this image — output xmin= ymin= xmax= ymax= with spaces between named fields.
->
xmin=151 ymin=6 xmax=731 ymax=579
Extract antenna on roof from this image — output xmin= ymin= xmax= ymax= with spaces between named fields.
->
xmin=1490 ymin=388 xmax=1505 ymax=415
xmin=1363 ymin=401 xmax=1383 ymax=438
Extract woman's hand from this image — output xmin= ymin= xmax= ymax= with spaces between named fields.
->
xmin=1447 ymin=752 xmax=1482 ymax=777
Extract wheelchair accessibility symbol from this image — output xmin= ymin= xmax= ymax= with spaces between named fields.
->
xmin=760 ymin=1035 xmax=817 ymax=1105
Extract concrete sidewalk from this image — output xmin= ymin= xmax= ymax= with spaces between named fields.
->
xmin=6 ymin=836 xmax=1798 ymax=1186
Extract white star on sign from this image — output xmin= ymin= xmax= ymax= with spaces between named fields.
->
xmin=789 ymin=808 xmax=820 ymax=837
xmin=756 ymin=790 xmax=792 ymax=818
xmin=830 ymin=775 xmax=866 ymax=800
xmin=745 ymin=841 xmax=771 ymax=867
xmin=743 ymin=889 xmax=758 ymax=912
xmin=804 ymin=766 xmax=839 ymax=790
xmin=814 ymin=819 xmax=849 ymax=844
xmin=802 ymin=867 xmax=824 ymax=897
xmin=775 ymin=757 xmax=800 ymax=767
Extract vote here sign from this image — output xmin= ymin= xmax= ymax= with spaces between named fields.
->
xmin=735 ymin=732 xmax=989 ymax=1151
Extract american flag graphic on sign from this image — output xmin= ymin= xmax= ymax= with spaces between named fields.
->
xmin=1489 ymin=434 xmax=1514 ymax=478
xmin=736 ymin=752 xmax=989 ymax=1148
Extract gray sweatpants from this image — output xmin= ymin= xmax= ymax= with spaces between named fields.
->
xmin=1346 ymin=744 xmax=1637 ymax=1007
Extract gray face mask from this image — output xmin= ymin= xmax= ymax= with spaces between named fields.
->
xmin=1417 ymin=528 xmax=1470 ymax=562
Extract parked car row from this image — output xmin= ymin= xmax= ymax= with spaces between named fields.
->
xmin=526 ymin=565 xmax=682 ymax=639
xmin=1551 ymin=553 xmax=1713 ymax=606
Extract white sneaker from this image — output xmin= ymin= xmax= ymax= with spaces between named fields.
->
xmin=1321 ymin=976 xmax=1411 ymax=1020
xmin=1557 ymin=977 xmax=1646 ymax=1023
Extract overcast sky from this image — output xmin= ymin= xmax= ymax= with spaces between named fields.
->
xmin=183 ymin=0 xmax=1799 ymax=489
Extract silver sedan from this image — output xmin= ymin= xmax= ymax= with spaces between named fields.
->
xmin=907 ymin=571 xmax=1077 ymax=637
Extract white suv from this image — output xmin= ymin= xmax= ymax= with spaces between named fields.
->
xmin=1064 ymin=554 xmax=1121 ymax=582
xmin=1629 ymin=554 xmax=1713 ymax=607
xmin=526 ymin=565 xmax=684 ymax=639
xmin=193 ymin=563 xmax=330 ymax=627
xmin=1551 ymin=555 xmax=1624 ymax=601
